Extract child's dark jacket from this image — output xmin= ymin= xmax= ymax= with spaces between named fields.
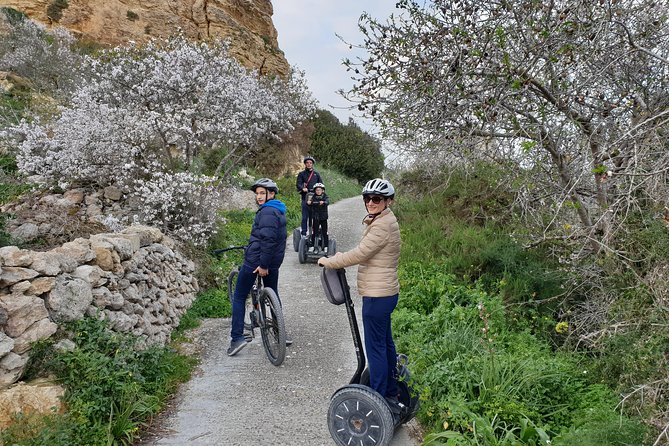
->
xmin=309 ymin=193 xmax=329 ymax=221
xmin=245 ymin=199 xmax=287 ymax=270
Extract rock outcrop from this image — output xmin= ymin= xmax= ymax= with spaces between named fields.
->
xmin=1 ymin=0 xmax=289 ymax=76
xmin=0 ymin=380 xmax=65 ymax=429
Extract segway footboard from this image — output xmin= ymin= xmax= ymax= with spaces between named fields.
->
xmin=358 ymin=354 xmax=420 ymax=425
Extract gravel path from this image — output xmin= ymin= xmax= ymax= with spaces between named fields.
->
xmin=138 ymin=197 xmax=422 ymax=446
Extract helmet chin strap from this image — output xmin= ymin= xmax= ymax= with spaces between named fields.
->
xmin=363 ymin=204 xmax=387 ymax=223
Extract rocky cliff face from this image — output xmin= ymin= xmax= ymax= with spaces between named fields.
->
xmin=1 ymin=0 xmax=289 ymax=76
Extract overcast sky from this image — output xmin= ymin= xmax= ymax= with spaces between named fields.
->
xmin=272 ymin=2 xmax=400 ymax=134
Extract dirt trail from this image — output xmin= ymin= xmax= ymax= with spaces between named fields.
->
xmin=138 ymin=197 xmax=422 ymax=446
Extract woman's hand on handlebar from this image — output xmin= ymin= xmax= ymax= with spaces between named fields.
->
xmin=253 ymin=266 xmax=269 ymax=277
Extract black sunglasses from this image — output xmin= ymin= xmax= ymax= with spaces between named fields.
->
xmin=363 ymin=195 xmax=384 ymax=204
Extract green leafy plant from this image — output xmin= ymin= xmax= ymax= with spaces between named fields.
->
xmin=423 ymin=404 xmax=551 ymax=446
xmin=2 ymin=318 xmax=195 ymax=446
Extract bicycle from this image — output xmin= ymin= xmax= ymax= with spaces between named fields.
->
xmin=213 ymin=246 xmax=287 ymax=366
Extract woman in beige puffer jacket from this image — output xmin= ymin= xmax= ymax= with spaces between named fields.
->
xmin=318 ymin=178 xmax=402 ymax=407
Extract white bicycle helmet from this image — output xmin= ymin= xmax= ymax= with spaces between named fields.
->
xmin=313 ymin=182 xmax=325 ymax=191
xmin=362 ymin=178 xmax=395 ymax=198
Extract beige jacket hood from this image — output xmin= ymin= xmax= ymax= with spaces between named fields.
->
xmin=320 ymin=208 xmax=400 ymax=297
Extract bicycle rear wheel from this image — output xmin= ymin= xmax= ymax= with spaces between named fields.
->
xmin=227 ymin=268 xmax=253 ymax=333
xmin=257 ymin=288 xmax=286 ymax=366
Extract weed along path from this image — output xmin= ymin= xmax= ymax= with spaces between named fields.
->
xmin=138 ymin=197 xmax=421 ymax=446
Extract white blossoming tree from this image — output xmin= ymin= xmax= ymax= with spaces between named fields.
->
xmin=10 ymin=34 xmax=316 ymax=244
xmin=15 ymin=34 xmax=315 ymax=184
xmin=344 ymin=0 xmax=669 ymax=254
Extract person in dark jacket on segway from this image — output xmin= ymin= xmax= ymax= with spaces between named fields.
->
xmin=228 ymin=178 xmax=291 ymax=357
xmin=307 ymin=182 xmax=329 ymax=251
xmin=295 ymin=155 xmax=322 ymax=237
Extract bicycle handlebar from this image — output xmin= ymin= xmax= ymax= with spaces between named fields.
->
xmin=211 ymin=246 xmax=247 ymax=256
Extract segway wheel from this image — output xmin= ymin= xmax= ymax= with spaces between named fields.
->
xmin=328 ymin=386 xmax=394 ymax=446
xmin=298 ymin=236 xmax=308 ymax=264
xmin=292 ymin=228 xmax=301 ymax=252
xmin=328 ymin=238 xmax=337 ymax=255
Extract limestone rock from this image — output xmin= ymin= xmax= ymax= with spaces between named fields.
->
xmin=73 ymin=265 xmax=105 ymax=287
xmin=0 ymin=380 xmax=65 ymax=429
xmin=12 ymin=318 xmax=58 ymax=354
xmin=0 ymin=351 xmax=27 ymax=371
xmin=0 ymin=225 xmax=197 ymax=387
xmin=0 ymin=293 xmax=49 ymax=338
xmin=31 ymin=251 xmax=69 ymax=276
xmin=0 ymin=267 xmax=39 ymax=287
xmin=63 ymin=189 xmax=85 ymax=205
xmin=93 ymin=246 xmax=114 ymax=271
xmin=10 ymin=222 xmax=39 ymax=241
xmin=91 ymin=234 xmax=136 ymax=260
xmin=10 ymin=280 xmax=32 ymax=294
xmin=46 ymin=275 xmax=93 ymax=322
xmin=103 ymin=186 xmax=122 ymax=201
xmin=1 ymin=0 xmax=289 ymax=76
xmin=122 ymin=225 xmax=163 ymax=246
xmin=0 ymin=333 xmax=14 ymax=357
xmin=0 ymin=246 xmax=34 ymax=267
xmin=53 ymin=239 xmax=95 ymax=264
xmin=27 ymin=277 xmax=56 ymax=295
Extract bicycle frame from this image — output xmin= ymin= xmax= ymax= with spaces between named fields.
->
xmin=247 ymin=275 xmax=263 ymax=333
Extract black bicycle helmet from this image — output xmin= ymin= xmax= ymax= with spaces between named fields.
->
xmin=250 ymin=178 xmax=279 ymax=193
xmin=303 ymin=155 xmax=316 ymax=164
xmin=362 ymin=178 xmax=395 ymax=198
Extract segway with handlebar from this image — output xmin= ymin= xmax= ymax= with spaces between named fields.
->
xmin=293 ymin=192 xmax=336 ymax=263
xmin=320 ymin=267 xmax=419 ymax=446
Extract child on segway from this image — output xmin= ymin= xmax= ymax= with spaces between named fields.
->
xmin=307 ymin=182 xmax=329 ymax=252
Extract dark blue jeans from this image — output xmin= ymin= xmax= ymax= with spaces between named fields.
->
xmin=362 ymin=294 xmax=399 ymax=398
xmin=230 ymin=264 xmax=280 ymax=343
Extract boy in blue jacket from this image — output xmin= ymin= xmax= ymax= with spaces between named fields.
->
xmin=228 ymin=178 xmax=289 ymax=356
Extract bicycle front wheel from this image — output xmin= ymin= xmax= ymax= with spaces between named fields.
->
xmin=258 ymin=288 xmax=286 ymax=366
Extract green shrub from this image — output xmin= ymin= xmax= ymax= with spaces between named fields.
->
xmin=3 ymin=317 xmax=195 ymax=446
xmin=46 ymin=0 xmax=68 ymax=22
xmin=393 ymin=179 xmax=648 ymax=444
xmin=553 ymin=416 xmax=658 ymax=446
xmin=310 ymin=109 xmax=385 ymax=182
xmin=0 ymin=7 xmax=28 ymax=25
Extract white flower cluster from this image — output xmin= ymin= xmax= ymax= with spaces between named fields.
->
xmin=7 ymin=33 xmax=316 ymax=245
xmin=133 ymin=171 xmax=223 ymax=246
xmin=14 ymin=35 xmax=315 ymax=184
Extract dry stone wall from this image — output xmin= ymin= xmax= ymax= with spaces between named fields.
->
xmin=0 ymin=225 xmax=198 ymax=389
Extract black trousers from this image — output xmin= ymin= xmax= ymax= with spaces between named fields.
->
xmin=311 ymin=219 xmax=328 ymax=248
